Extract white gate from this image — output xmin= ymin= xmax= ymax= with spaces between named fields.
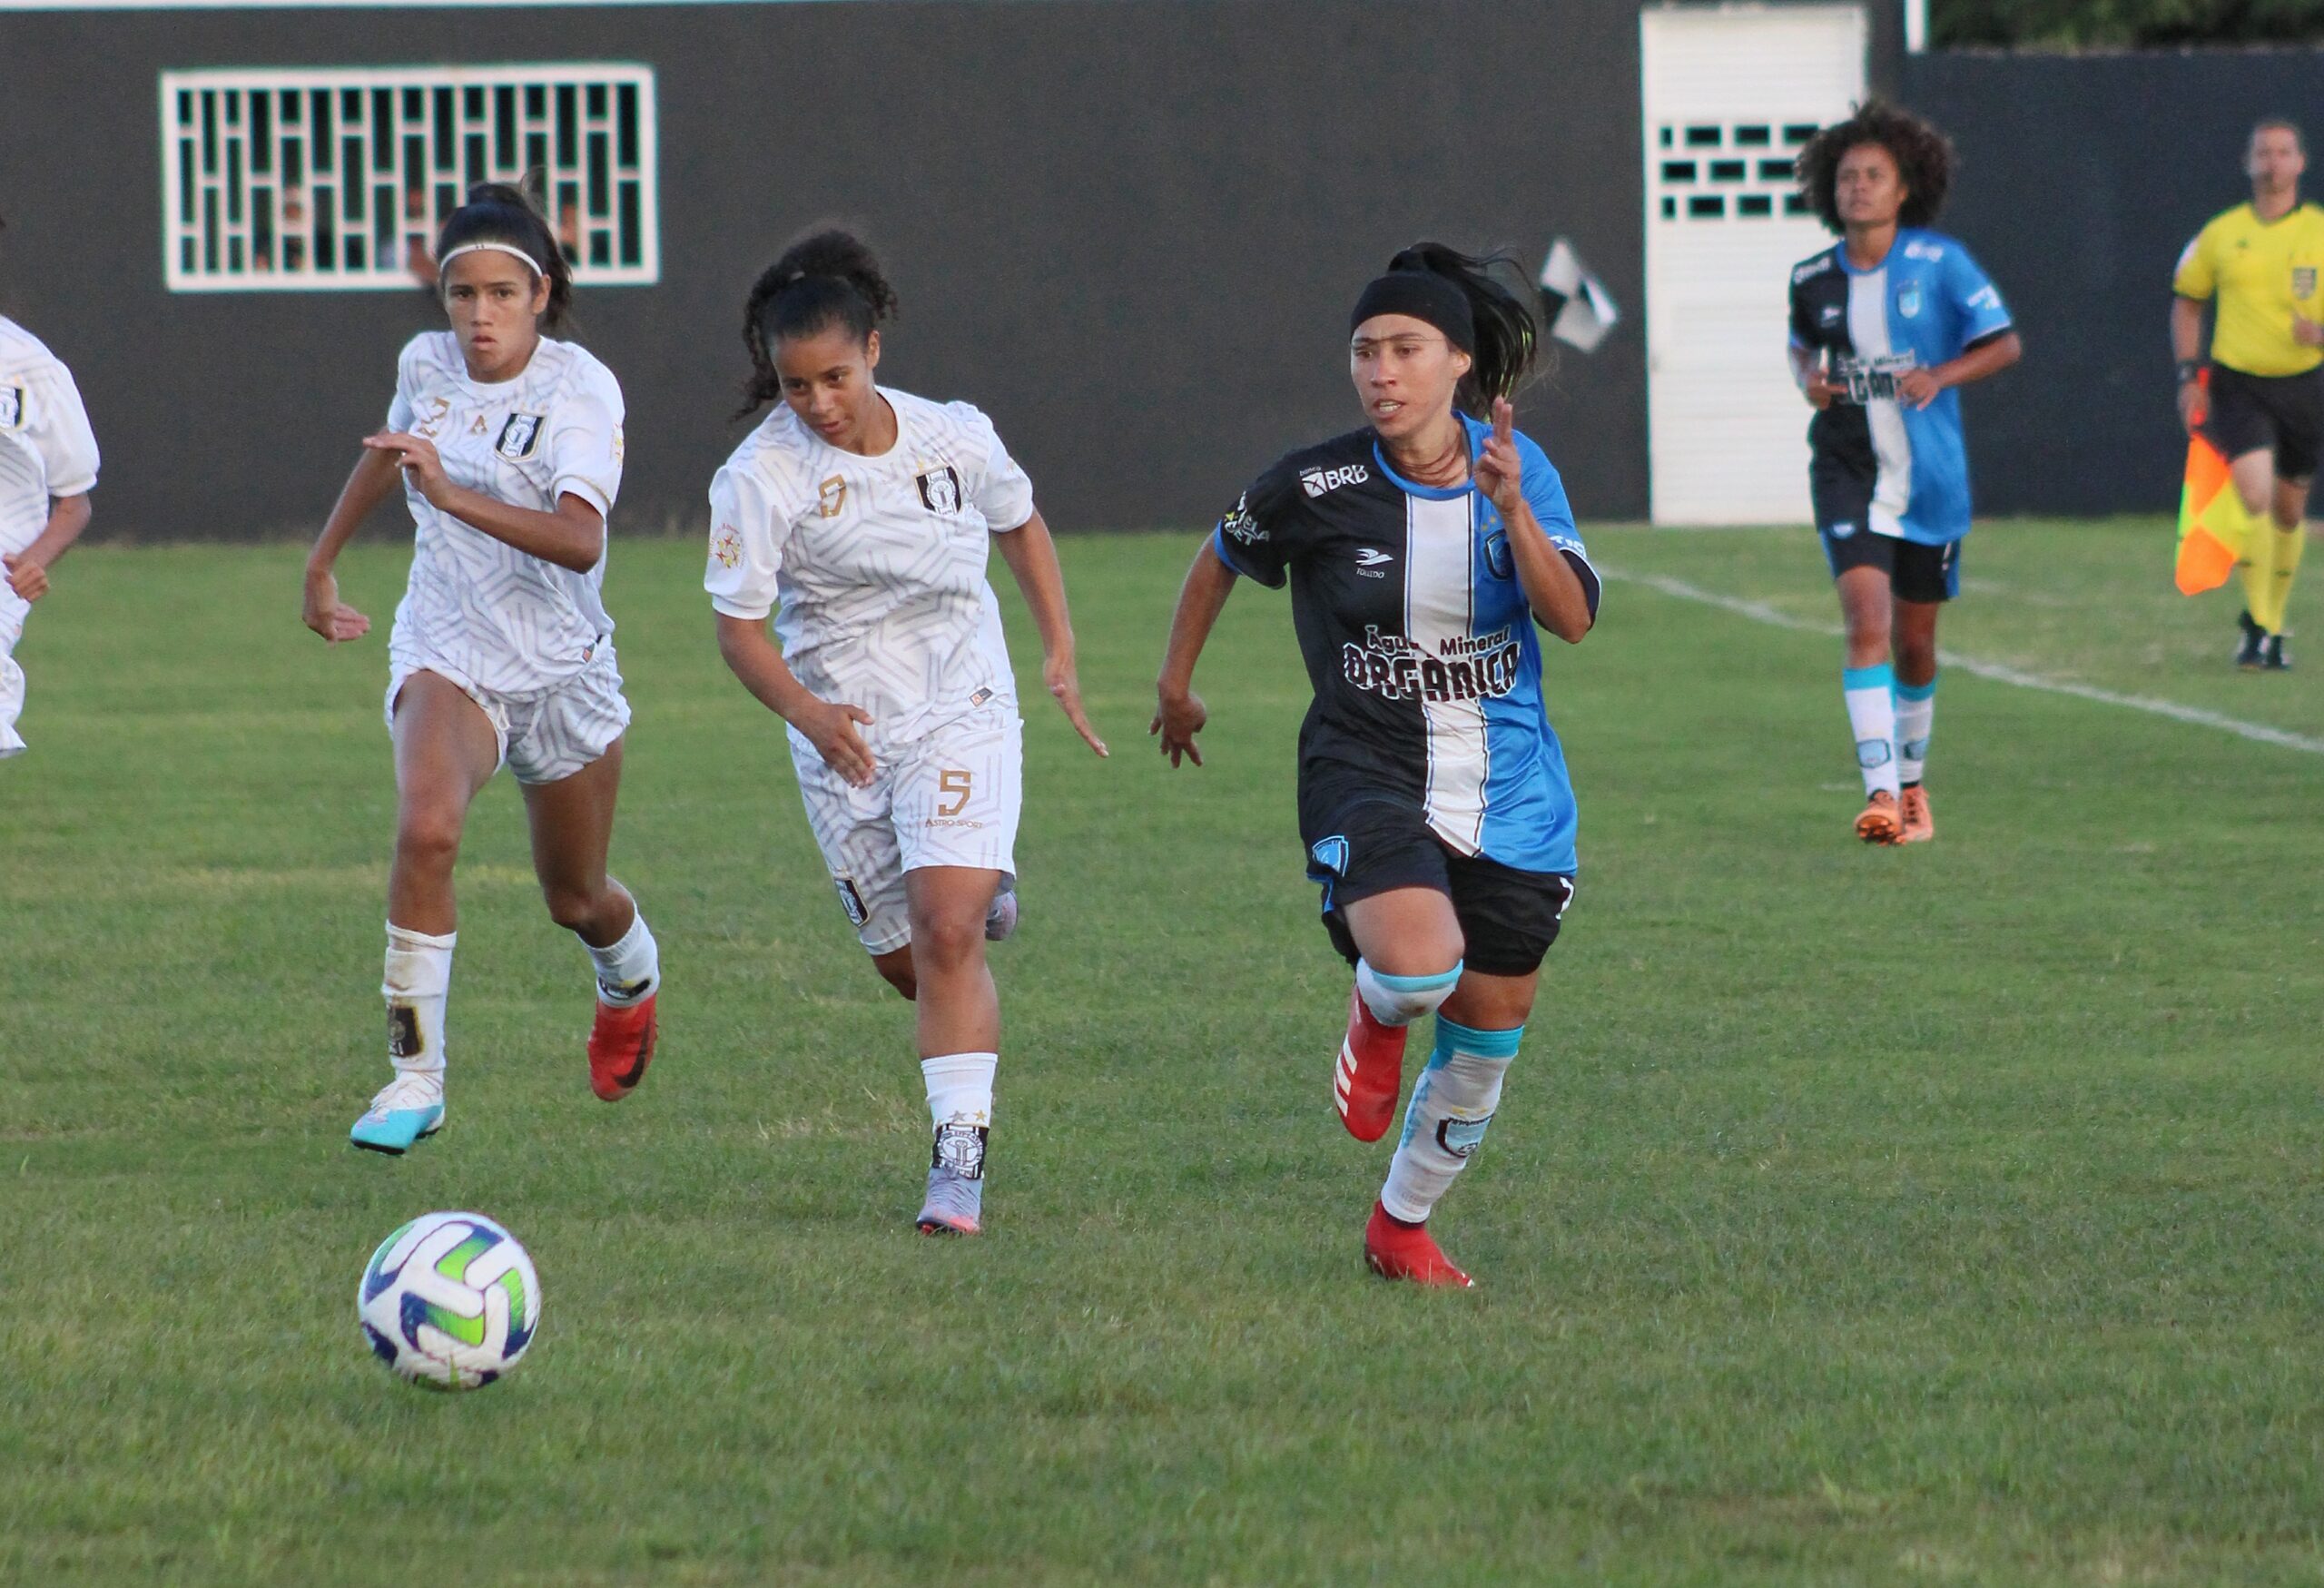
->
xmin=1640 ymin=4 xmax=1866 ymax=526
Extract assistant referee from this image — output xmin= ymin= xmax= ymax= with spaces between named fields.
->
xmin=2171 ymin=117 xmax=2324 ymax=669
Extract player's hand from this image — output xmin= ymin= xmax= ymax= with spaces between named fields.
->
xmin=2297 ymin=314 xmax=2324 ymax=349
xmin=1043 ymin=649 xmax=1108 ymax=758
xmin=796 ymin=696 xmax=877 ymax=787
xmin=1149 ymin=686 xmax=1207 ymax=769
xmin=302 ymin=567 xmax=372 ymax=643
xmin=1474 ymin=398 xmax=1525 ymax=516
xmin=2178 ymin=380 xmax=2210 ymax=434
xmin=3 ymin=553 xmax=49 ymax=603
xmin=1896 ymin=368 xmax=1944 ymax=409
xmin=1804 ymin=370 xmax=1837 ymax=410
xmin=363 ymin=430 xmax=453 ymax=508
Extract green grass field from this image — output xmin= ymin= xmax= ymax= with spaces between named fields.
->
xmin=4 ymin=521 xmax=2321 ymax=1586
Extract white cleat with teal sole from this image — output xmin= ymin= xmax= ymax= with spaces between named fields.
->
xmin=350 ymin=1072 xmax=445 ymax=1155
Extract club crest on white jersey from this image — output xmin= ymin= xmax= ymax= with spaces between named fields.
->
xmin=496 ymin=412 xmax=544 ymax=459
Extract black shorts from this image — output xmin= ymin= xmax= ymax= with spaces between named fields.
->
xmin=2205 ymin=364 xmax=2324 ymax=480
xmin=1815 ymin=524 xmax=1961 ymax=603
xmin=1301 ymin=794 xmax=1574 ymax=978
xmin=1811 ymin=454 xmax=1962 ymax=601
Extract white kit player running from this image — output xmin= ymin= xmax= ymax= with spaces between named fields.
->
xmin=0 ymin=310 xmax=101 ymax=757
xmin=707 ymin=231 xmax=1108 ymax=1235
xmin=302 ymin=183 xmax=662 ymax=1154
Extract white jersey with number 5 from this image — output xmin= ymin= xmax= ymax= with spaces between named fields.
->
xmin=704 ymin=387 xmax=1036 ymax=747
xmin=386 ymin=331 xmax=625 ymax=697
xmin=0 ymin=318 xmax=101 ymax=556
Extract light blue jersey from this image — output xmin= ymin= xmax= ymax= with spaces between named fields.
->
xmin=1788 ymin=228 xmax=2014 ymax=545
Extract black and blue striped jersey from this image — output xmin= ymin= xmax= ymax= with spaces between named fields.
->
xmin=1210 ymin=414 xmax=1598 ymax=874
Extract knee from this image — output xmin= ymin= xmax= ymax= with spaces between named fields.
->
xmin=393 ymin=806 xmax=464 ymax=874
xmin=1357 ymin=960 xmax=1464 ymax=1026
xmin=540 ymin=884 xmax=603 ymax=935
xmin=910 ymin=914 xmax=985 ymax=977
xmin=1843 ymin=613 xmax=1891 ymax=656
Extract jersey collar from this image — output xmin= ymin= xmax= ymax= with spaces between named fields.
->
xmin=1371 ymin=413 xmax=1487 ymax=500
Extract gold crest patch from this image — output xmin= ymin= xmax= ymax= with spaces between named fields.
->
xmin=818 ymin=475 xmax=848 ymax=518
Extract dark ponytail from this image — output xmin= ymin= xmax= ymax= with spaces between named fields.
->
xmin=1384 ymin=242 xmax=1541 ymax=415
xmin=435 ymin=181 xmax=573 ymax=331
xmin=735 ymin=229 xmax=899 ymax=419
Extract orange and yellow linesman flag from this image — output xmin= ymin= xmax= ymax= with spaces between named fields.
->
xmin=2175 ymin=426 xmax=2252 ymax=595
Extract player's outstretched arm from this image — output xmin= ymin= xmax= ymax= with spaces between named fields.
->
xmin=714 ymin=611 xmax=878 ymax=787
xmin=992 ymin=509 xmax=1108 ymax=758
xmin=301 ymin=446 xmax=402 ymax=643
xmin=1475 ymin=398 xmax=1593 ymax=644
xmin=1150 ymin=539 xmax=1235 ymax=768
xmin=2 ymin=492 xmax=91 ymax=603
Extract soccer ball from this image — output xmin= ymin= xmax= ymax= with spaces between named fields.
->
xmin=359 ymin=1211 xmax=541 ymax=1390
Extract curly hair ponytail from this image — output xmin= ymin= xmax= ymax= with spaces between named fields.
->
xmin=734 ymin=229 xmax=900 ymax=419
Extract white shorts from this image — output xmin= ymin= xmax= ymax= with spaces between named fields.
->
xmin=387 ymin=648 xmax=632 ymax=785
xmin=791 ymin=705 xmax=1022 ymax=955
xmin=0 ymin=583 xmax=26 ymax=757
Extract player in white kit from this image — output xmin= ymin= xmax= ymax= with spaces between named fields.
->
xmin=0 ymin=308 xmax=101 ymax=758
xmin=706 ymin=231 xmax=1107 ymax=1235
xmin=301 ymin=183 xmax=662 ymax=1153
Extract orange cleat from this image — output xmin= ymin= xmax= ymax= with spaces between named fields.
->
xmin=1363 ymin=1201 xmax=1473 ymax=1288
xmin=587 ymin=991 xmax=657 ymax=1101
xmin=1334 ymin=984 xmax=1408 ymax=1142
xmin=1897 ymin=784 xmax=1934 ymax=843
xmin=1855 ymin=789 xmax=1904 ymax=846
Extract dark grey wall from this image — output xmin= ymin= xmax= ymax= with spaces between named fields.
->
xmin=0 ymin=0 xmax=1647 ymax=539
xmin=1902 ymin=46 xmax=2324 ymax=517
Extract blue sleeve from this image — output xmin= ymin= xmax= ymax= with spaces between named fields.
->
xmin=1945 ymin=242 xmax=2013 ymax=345
xmin=1516 ymin=433 xmax=1600 ymax=620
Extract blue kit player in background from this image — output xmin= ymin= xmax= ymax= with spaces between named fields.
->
xmin=1152 ymin=244 xmax=1599 ymax=1288
xmin=1787 ymin=102 xmax=2022 ymax=845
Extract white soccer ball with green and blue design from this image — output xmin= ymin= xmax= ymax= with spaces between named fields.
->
xmin=359 ymin=1211 xmax=540 ymax=1390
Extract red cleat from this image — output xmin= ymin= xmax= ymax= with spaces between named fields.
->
xmin=587 ymin=991 xmax=657 ymax=1101
xmin=1334 ymin=985 xmax=1408 ymax=1142
xmin=1363 ymin=1200 xmax=1473 ymax=1288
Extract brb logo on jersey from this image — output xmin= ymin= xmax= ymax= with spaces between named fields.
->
xmin=1342 ymin=624 xmax=1522 ymax=703
xmin=1300 ymin=463 xmax=1370 ymax=498
xmin=0 ymin=386 xmax=24 ymax=430
xmin=496 ymin=412 xmax=543 ymax=459
xmin=916 ymin=466 xmax=963 ymax=515
xmin=2298 ymin=267 xmax=2319 ymax=299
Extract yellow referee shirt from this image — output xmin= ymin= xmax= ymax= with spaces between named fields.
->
xmin=2173 ymin=202 xmax=2324 ymax=376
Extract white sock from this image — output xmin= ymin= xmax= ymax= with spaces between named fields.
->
xmin=585 ymin=903 xmax=659 ymax=1007
xmin=1380 ymin=1020 xmax=1522 ymax=1224
xmin=382 ymin=923 xmax=455 ymax=1079
xmin=921 ymin=1051 xmax=996 ymax=1128
xmin=922 ymin=1051 xmax=996 ymax=1181
xmin=1354 ymin=959 xmax=1462 ymax=1027
xmin=1896 ymin=675 xmax=1936 ymax=785
xmin=1843 ymin=664 xmax=1900 ymax=798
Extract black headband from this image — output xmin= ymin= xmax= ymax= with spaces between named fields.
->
xmin=1350 ymin=270 xmax=1475 ymax=353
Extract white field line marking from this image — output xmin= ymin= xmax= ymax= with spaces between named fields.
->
xmin=1602 ymin=567 xmax=2324 ymax=757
